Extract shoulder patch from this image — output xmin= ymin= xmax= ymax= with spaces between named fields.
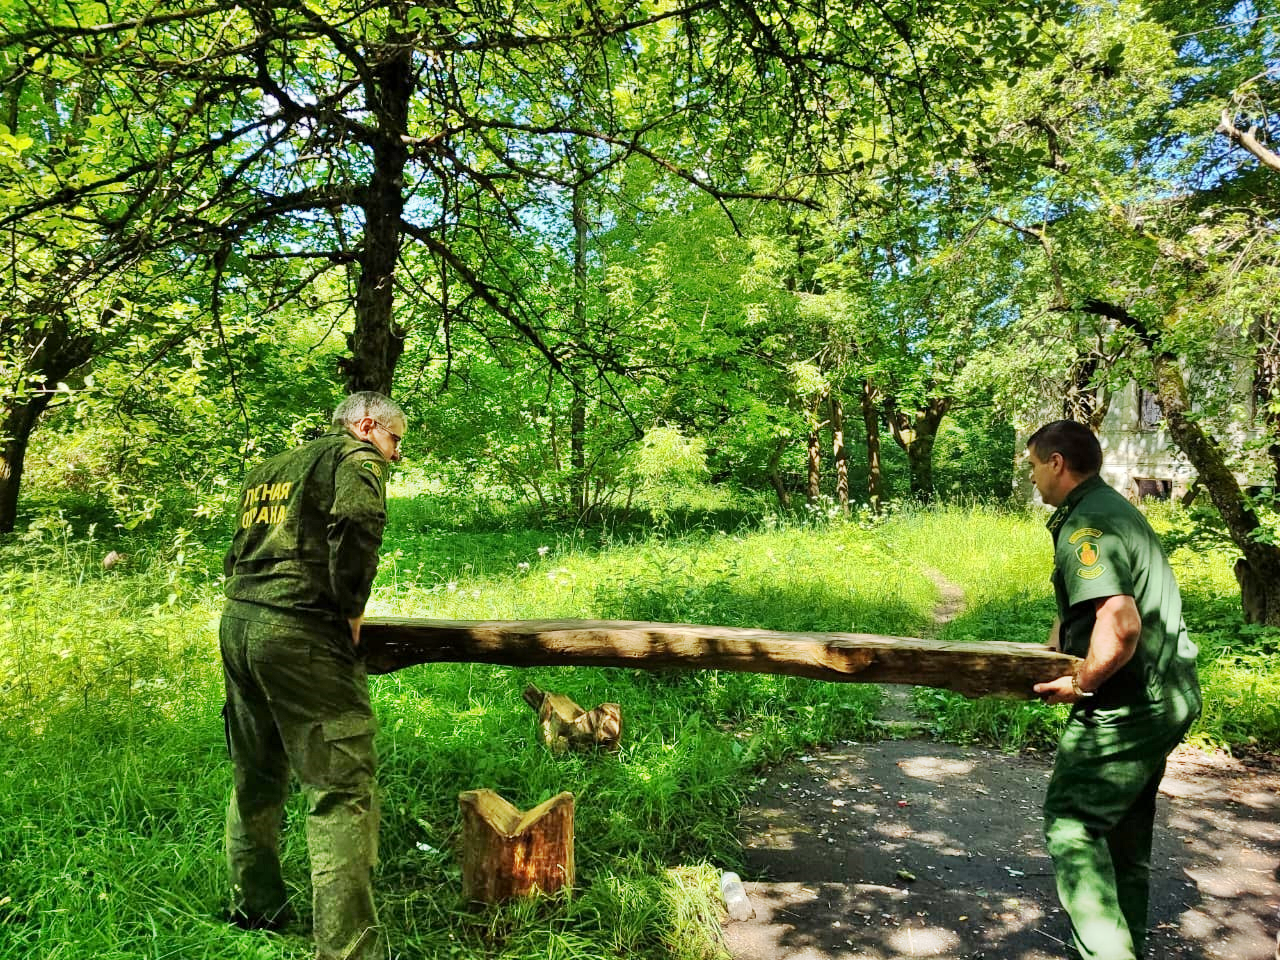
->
xmin=1069 ymin=527 xmax=1106 ymax=580
xmin=362 ymin=460 xmax=384 ymax=481
xmin=1068 ymin=527 xmax=1103 ymax=544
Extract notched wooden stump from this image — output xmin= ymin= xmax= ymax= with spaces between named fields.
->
xmin=522 ymin=683 xmax=622 ymax=753
xmin=458 ymin=788 xmax=575 ymax=903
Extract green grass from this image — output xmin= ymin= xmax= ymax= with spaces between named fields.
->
xmin=1 ymin=497 xmax=1276 ymax=959
xmin=1167 ymin=539 xmax=1280 ymax=750
xmin=886 ymin=502 xmax=1280 ymax=752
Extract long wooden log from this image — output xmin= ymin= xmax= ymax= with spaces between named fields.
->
xmin=361 ymin=618 xmax=1077 ymax=700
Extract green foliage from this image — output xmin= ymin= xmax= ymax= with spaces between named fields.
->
xmin=912 ymin=687 xmax=1067 ymax=751
xmin=1150 ymin=492 xmax=1280 ymax=557
xmin=1153 ymin=508 xmax=1280 ymax=748
xmin=0 ymin=518 xmax=219 ymax=725
xmin=932 ymin=404 xmax=1017 ymax=500
xmin=18 ymin=284 xmax=350 ymax=534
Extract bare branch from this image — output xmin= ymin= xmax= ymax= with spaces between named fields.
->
xmin=400 ymin=221 xmax=564 ymax=374
xmin=1218 ymin=108 xmax=1280 ymax=174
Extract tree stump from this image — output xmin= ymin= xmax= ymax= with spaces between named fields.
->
xmin=522 ymin=683 xmax=622 ymax=752
xmin=458 ymin=789 xmax=575 ymax=903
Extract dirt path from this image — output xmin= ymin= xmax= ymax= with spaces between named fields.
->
xmin=921 ymin=568 xmax=966 ymax=629
xmin=721 ymin=572 xmax=1280 ymax=960
xmin=871 ymin=568 xmax=967 ymax=734
xmin=721 ymin=740 xmax=1280 ymax=960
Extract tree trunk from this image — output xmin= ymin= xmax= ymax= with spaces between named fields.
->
xmin=1062 ymin=355 xmax=1111 ymax=431
xmin=806 ymin=425 xmax=821 ymax=503
xmin=1251 ymin=312 xmax=1280 ymax=488
xmin=806 ymin=393 xmax=824 ymax=504
xmin=1086 ymin=298 xmax=1280 ymax=625
xmin=1152 ymin=355 xmax=1280 ymax=625
xmin=766 ymin=436 xmax=791 ymax=510
xmin=0 ymin=394 xmax=51 ymax=534
xmin=861 ymin=379 xmax=883 ymax=515
xmin=830 ymin=393 xmax=849 ymax=514
xmin=886 ymin=395 xmax=951 ymax=504
xmin=906 ymin=432 xmax=937 ymax=502
xmin=341 ymin=15 xmax=411 ymax=395
xmin=0 ymin=311 xmax=96 ymax=534
xmin=569 ymin=181 xmax=589 ymax=517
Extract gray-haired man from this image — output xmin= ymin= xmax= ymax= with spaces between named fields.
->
xmin=221 ymin=391 xmax=405 ymax=960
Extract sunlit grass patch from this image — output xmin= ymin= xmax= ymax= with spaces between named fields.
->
xmin=876 ymin=502 xmax=1280 ymax=753
xmin=1193 ymin=654 xmax=1280 ymax=749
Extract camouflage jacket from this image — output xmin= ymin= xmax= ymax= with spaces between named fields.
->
xmin=224 ymin=429 xmax=389 ymax=622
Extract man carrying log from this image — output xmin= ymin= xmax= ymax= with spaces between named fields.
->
xmin=220 ymin=391 xmax=406 ymax=960
xmin=1028 ymin=419 xmax=1201 ymax=960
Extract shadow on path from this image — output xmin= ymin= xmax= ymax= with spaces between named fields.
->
xmin=723 ymin=740 xmax=1280 ymax=960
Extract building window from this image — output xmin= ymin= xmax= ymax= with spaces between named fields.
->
xmin=1138 ymin=388 xmax=1163 ymax=431
xmin=1133 ymin=477 xmax=1173 ymax=501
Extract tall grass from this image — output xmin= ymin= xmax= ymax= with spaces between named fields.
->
xmin=887 ymin=501 xmax=1280 ymax=752
xmin=1 ymin=497 xmax=1274 ymax=959
xmin=0 ymin=507 xmax=906 ymax=959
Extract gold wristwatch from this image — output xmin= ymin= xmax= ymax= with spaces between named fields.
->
xmin=1071 ymin=670 xmax=1095 ymax=698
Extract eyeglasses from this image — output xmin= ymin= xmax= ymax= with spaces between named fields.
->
xmin=374 ymin=422 xmax=402 ymax=449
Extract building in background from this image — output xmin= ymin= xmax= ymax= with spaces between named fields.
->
xmin=1017 ymin=380 xmax=1267 ymax=505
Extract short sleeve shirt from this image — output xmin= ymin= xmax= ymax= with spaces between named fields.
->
xmin=1046 ymin=475 xmax=1199 ymax=708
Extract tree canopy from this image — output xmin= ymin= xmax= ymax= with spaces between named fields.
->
xmin=3 ymin=0 xmax=1280 ymax=621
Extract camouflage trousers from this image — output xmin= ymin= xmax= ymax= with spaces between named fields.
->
xmin=220 ymin=605 xmax=382 ymax=960
xmin=1044 ymin=695 xmax=1198 ymax=960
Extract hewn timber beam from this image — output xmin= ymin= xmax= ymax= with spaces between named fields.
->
xmin=361 ymin=618 xmax=1077 ymax=700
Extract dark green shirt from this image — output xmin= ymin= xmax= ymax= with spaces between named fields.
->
xmin=224 ymin=429 xmax=389 ymax=623
xmin=1046 ymin=475 xmax=1199 ymax=708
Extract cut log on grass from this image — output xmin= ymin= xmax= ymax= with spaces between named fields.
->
xmin=522 ymin=684 xmax=622 ymax=752
xmin=458 ymin=789 xmax=575 ymax=903
xmin=361 ymin=618 xmax=1078 ymax=700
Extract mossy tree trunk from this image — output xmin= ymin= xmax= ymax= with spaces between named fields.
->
xmin=861 ymin=379 xmax=884 ymax=515
xmin=886 ymin=395 xmax=950 ymax=504
xmin=1086 ymin=298 xmax=1280 ymax=626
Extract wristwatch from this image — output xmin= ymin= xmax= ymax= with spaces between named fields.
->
xmin=1071 ymin=670 xmax=1095 ymax=698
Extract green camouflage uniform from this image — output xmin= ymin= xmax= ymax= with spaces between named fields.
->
xmin=1044 ymin=475 xmax=1201 ymax=960
xmin=221 ymin=428 xmax=389 ymax=960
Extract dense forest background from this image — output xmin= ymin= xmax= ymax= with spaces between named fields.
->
xmin=2 ymin=0 xmax=1279 ymax=617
